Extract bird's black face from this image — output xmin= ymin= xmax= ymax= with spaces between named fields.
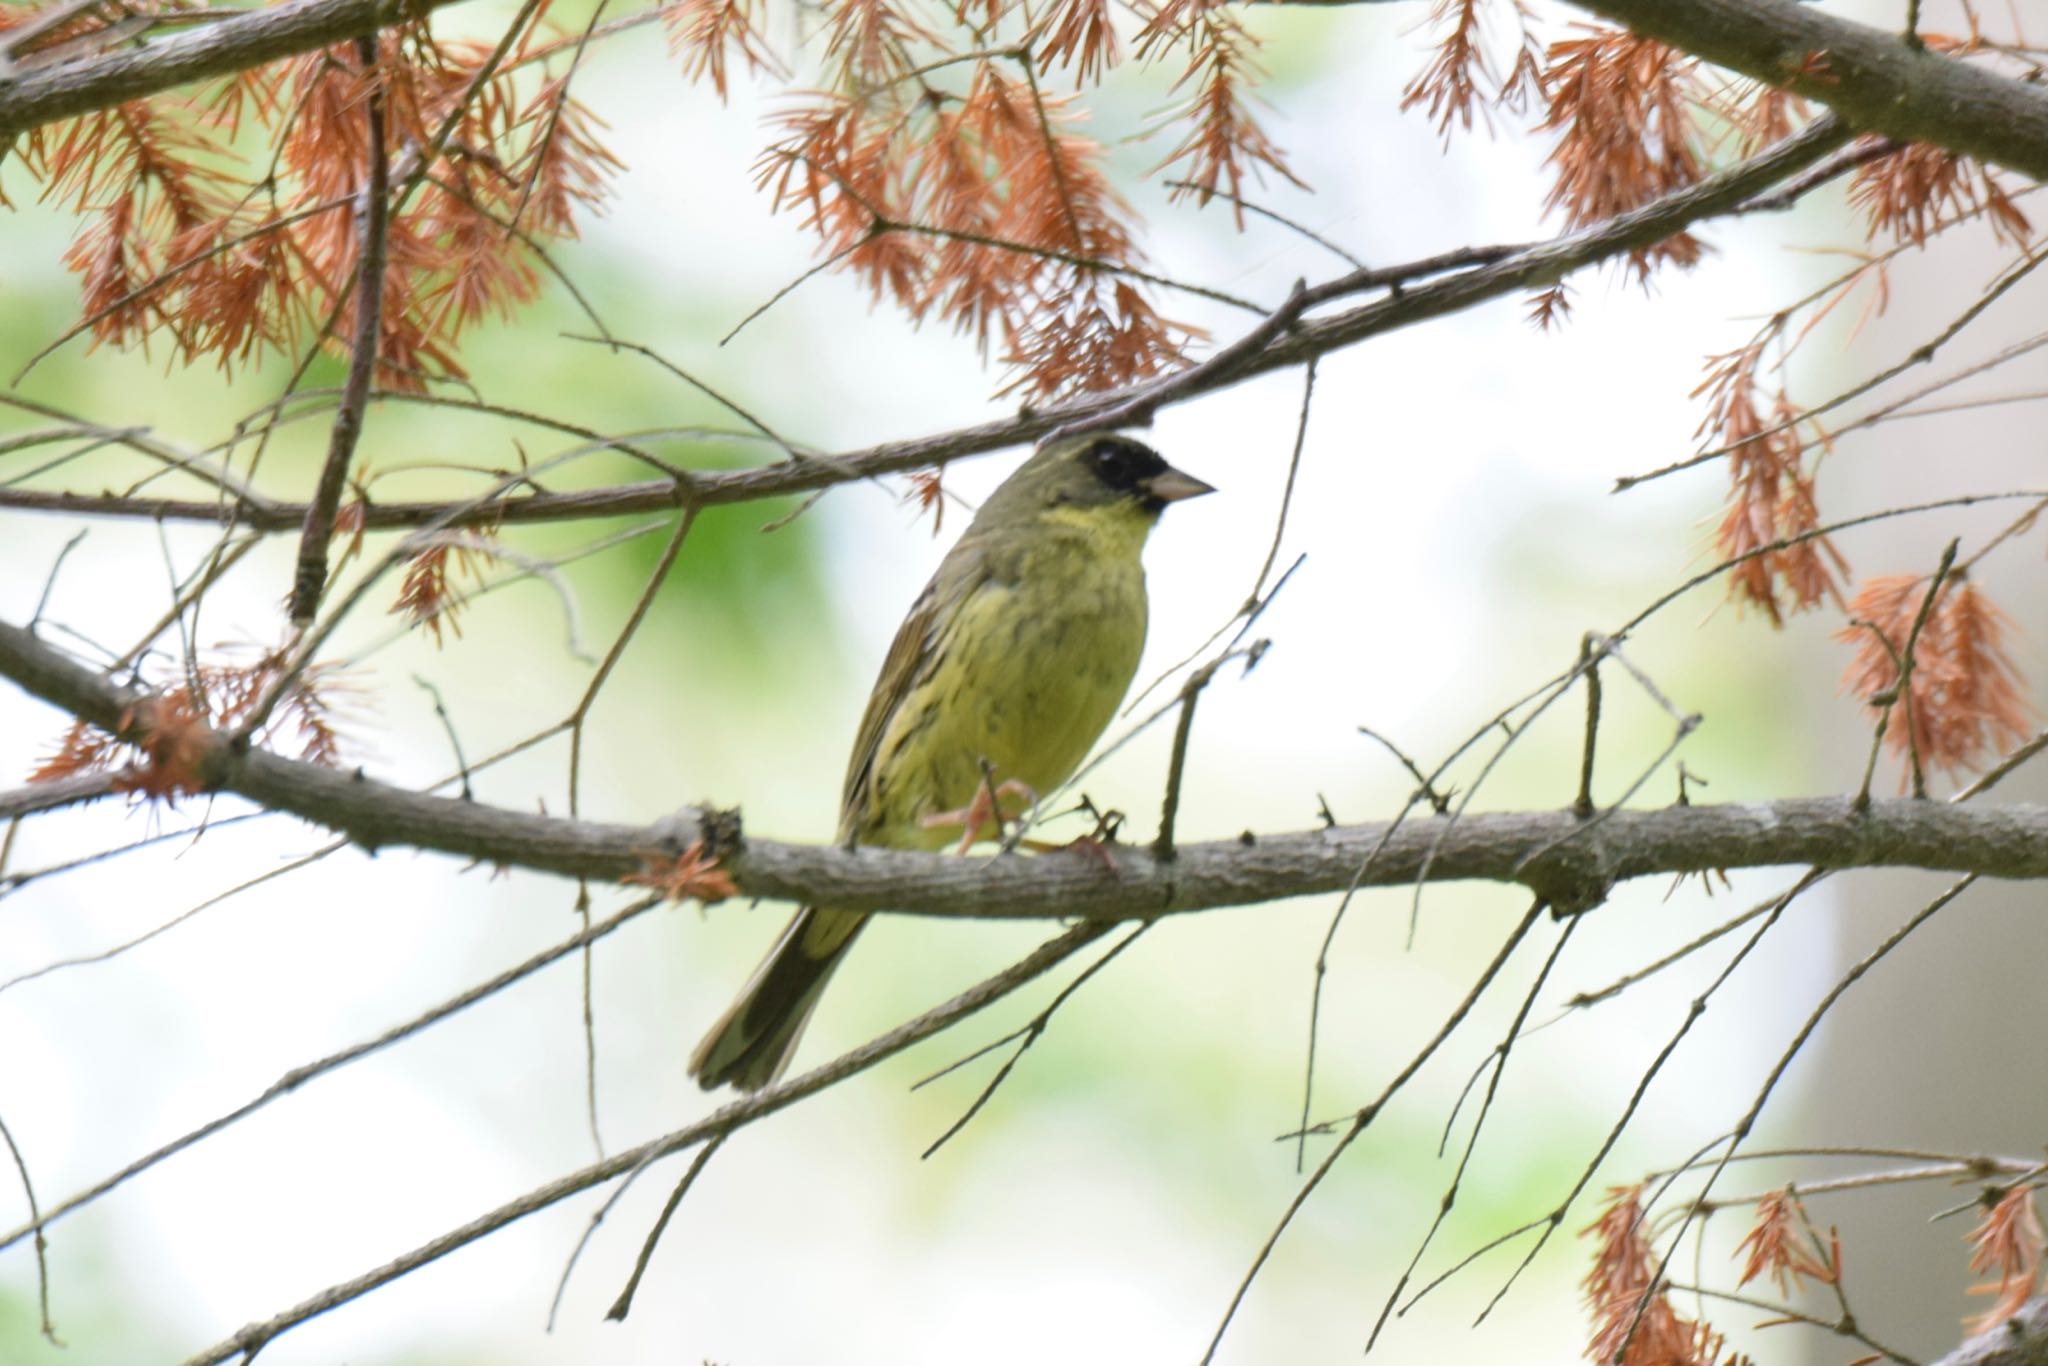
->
xmin=992 ymin=432 xmax=1216 ymax=523
xmin=1082 ymin=436 xmax=1170 ymax=496
xmin=1076 ymin=436 xmax=1216 ymax=512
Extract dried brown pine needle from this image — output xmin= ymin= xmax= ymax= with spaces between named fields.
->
xmin=1732 ymin=1188 xmax=1840 ymax=1297
xmin=8 ymin=13 xmax=618 ymax=387
xmin=392 ymin=521 xmax=506 ymax=646
xmin=1582 ymin=1185 xmax=1752 ymax=1366
xmin=1964 ymin=1185 xmax=2044 ymax=1336
xmin=24 ymin=649 xmax=358 ymax=797
xmin=1142 ymin=6 xmax=1304 ymax=220
xmin=1400 ymin=0 xmax=1542 ymax=140
xmin=1696 ymin=333 xmax=1846 ymax=623
xmin=1839 ymin=575 xmax=2031 ymax=781
xmin=761 ymin=64 xmax=1196 ymax=399
xmin=1848 ymin=141 xmax=2031 ymax=251
xmin=1033 ymin=0 xmax=1121 ymax=86
xmin=624 ymin=839 xmax=738 ymax=904
xmin=1538 ymin=26 xmax=1706 ymax=282
xmin=666 ymin=0 xmax=784 ymax=100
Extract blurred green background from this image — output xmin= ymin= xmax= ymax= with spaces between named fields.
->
xmin=6 ymin=1 xmax=2045 ymax=1363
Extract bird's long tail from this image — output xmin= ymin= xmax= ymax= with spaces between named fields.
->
xmin=688 ymin=906 xmax=868 ymax=1092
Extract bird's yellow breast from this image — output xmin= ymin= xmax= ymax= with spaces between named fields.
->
xmin=859 ymin=503 xmax=1155 ymax=846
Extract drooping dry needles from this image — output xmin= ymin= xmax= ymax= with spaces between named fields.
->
xmin=1136 ymin=0 xmax=1305 ymax=220
xmin=758 ymin=61 xmax=1199 ymax=400
xmin=1034 ymin=0 xmax=1121 ymax=87
xmin=4 ymin=3 xmax=616 ymax=387
xmin=1536 ymin=27 xmax=1708 ymax=280
xmin=390 ymin=519 xmax=508 ymax=646
xmin=901 ymin=467 xmax=948 ymax=536
xmin=1526 ymin=279 xmax=1573 ymax=331
xmin=1400 ymin=0 xmax=1543 ymax=140
xmin=1963 ymin=1185 xmax=2045 ymax=1336
xmin=1849 ymin=140 xmax=2032 ymax=252
xmin=665 ymin=0 xmax=784 ymax=101
xmin=1840 ymin=25 xmax=2031 ymax=253
xmin=1694 ymin=330 xmax=1846 ymax=623
xmin=1712 ymin=80 xmax=1809 ymax=161
xmin=8 ymin=0 xmax=2032 ymax=413
xmin=1581 ymin=1185 xmax=1750 ymax=1366
xmin=1732 ymin=1188 xmax=1839 ymax=1298
xmin=1837 ymin=573 xmax=2031 ymax=780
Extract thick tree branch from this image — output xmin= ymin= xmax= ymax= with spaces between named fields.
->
xmin=0 ymin=769 xmax=117 ymax=820
xmin=1573 ymin=0 xmax=2048 ymax=179
xmin=0 ymin=0 xmax=466 ymax=143
xmin=9 ymin=614 xmax=2048 ymax=919
xmin=0 ymin=116 xmax=1848 ymax=531
xmin=1937 ymin=1296 xmax=2048 ymax=1366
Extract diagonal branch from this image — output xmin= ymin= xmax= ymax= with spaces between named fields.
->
xmin=0 ymin=0 xmax=467 ymax=142
xmin=1571 ymin=0 xmax=2048 ymax=180
xmin=0 ymin=116 xmax=1850 ymax=532
xmin=172 ymin=919 xmax=1111 ymax=1366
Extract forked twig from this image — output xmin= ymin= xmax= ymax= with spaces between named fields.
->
xmin=605 ymin=1133 xmax=729 ymax=1321
xmin=172 ymin=921 xmax=1110 ymax=1365
xmin=1202 ymin=900 xmax=1545 ymax=1364
xmin=916 ymin=923 xmax=1148 ymax=1159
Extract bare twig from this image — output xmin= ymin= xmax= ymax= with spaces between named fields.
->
xmin=1575 ymin=634 xmax=1603 ymax=818
xmin=1437 ymin=870 xmax=1827 ymax=1324
xmin=545 ymin=1143 xmax=663 ymax=1331
xmin=287 ymin=35 xmax=391 ymax=627
xmin=171 ymin=921 xmax=1109 ymax=1366
xmin=1155 ymin=647 xmax=1260 ymax=858
xmin=0 ymin=770 xmax=119 ymax=822
xmin=0 ymin=1109 xmax=59 ymax=1344
xmin=1366 ymin=914 xmax=1582 ymax=1350
xmin=1665 ymin=1280 xmax=1917 ymax=1365
xmin=1202 ymin=900 xmax=1546 ymax=1364
xmin=916 ymin=923 xmax=1148 ymax=1159
xmin=1356 ymin=726 xmax=1451 ymax=815
xmin=1613 ymin=874 xmax=1979 ymax=1361
xmin=0 ymin=895 xmax=665 ymax=1255
xmin=604 ymin=1133 xmax=728 ymax=1321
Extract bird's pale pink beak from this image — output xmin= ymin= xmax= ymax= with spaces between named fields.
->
xmin=1143 ymin=467 xmax=1216 ymax=503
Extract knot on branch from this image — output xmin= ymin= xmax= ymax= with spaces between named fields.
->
xmin=701 ymin=805 xmax=743 ymax=861
xmin=627 ymin=806 xmax=744 ymax=904
xmin=1516 ymin=838 xmax=1613 ymax=918
xmin=647 ymin=804 xmax=743 ymax=863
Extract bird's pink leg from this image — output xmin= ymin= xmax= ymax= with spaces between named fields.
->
xmin=920 ymin=775 xmax=1039 ymax=854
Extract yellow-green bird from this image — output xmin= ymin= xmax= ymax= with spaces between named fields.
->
xmin=689 ymin=433 xmax=1214 ymax=1091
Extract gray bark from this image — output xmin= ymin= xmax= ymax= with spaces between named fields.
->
xmin=1575 ymin=0 xmax=2048 ymax=178
xmin=0 ymin=0 xmax=466 ymax=142
xmin=8 ymin=616 xmax=2048 ymax=919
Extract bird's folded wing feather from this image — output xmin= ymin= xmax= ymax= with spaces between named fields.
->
xmin=835 ymin=540 xmax=995 ymax=841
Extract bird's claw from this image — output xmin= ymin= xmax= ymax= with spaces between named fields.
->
xmin=1056 ymin=834 xmax=1120 ymax=871
xmin=920 ymin=778 xmax=1039 ymax=854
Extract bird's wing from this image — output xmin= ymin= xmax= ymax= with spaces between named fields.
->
xmin=836 ymin=541 xmax=993 ymax=839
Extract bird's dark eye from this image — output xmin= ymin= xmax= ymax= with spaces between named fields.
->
xmin=1083 ymin=437 xmax=1167 ymax=494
